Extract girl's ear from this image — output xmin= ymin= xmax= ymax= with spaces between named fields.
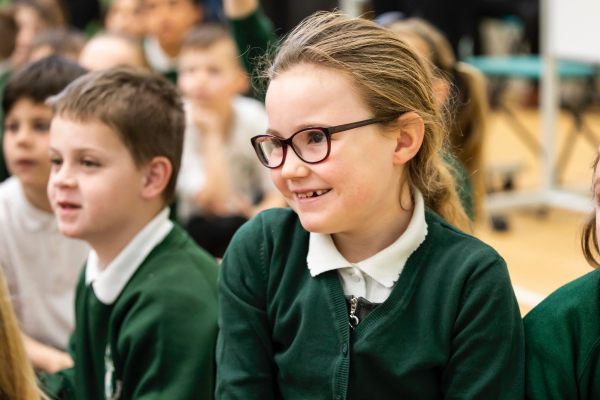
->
xmin=392 ymin=112 xmax=425 ymax=166
xmin=141 ymin=156 xmax=173 ymax=200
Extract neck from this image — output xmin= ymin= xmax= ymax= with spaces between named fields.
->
xmin=22 ymin=184 xmax=52 ymax=213
xmin=91 ymin=205 xmax=164 ymax=271
xmin=332 ymin=186 xmax=414 ymax=264
xmin=159 ymin=39 xmax=181 ymax=58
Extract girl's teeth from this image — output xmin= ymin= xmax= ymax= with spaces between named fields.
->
xmin=316 ymin=190 xmax=323 ymax=195
xmin=307 ymin=192 xmax=314 ymax=197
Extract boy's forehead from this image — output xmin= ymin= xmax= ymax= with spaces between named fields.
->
xmin=181 ymin=39 xmax=240 ymax=65
xmin=6 ymin=97 xmax=53 ymax=117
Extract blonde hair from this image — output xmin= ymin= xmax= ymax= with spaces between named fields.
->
xmin=582 ymin=154 xmax=600 ymax=268
xmin=263 ymin=11 xmax=470 ymax=230
xmin=0 ymin=268 xmax=48 ymax=400
xmin=388 ymin=18 xmax=488 ymax=218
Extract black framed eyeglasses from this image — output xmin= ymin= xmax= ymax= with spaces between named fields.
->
xmin=250 ymin=115 xmax=402 ymax=169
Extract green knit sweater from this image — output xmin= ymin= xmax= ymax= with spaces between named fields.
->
xmin=40 ymin=224 xmax=219 ymax=400
xmin=524 ymin=268 xmax=600 ymax=400
xmin=216 ymin=208 xmax=524 ymax=400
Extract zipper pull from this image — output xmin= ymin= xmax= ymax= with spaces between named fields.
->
xmin=349 ymin=296 xmax=359 ymax=330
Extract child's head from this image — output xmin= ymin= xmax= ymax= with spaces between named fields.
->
xmin=388 ymin=18 xmax=488 ymax=216
xmin=12 ymin=0 xmax=67 ymax=66
xmin=582 ymin=153 xmax=600 ymax=267
xmin=29 ymin=28 xmax=86 ymax=63
xmin=78 ymin=32 xmax=148 ymax=71
xmin=143 ymin=0 xmax=201 ymax=51
xmin=0 ymin=268 xmax=46 ymax=400
xmin=178 ymin=24 xmax=248 ymax=110
xmin=47 ymin=67 xmax=185 ymax=240
xmin=104 ymin=0 xmax=145 ymax=38
xmin=260 ymin=12 xmax=469 ymax=233
xmin=2 ymin=55 xmax=86 ymax=195
xmin=0 ymin=7 xmax=17 ymax=62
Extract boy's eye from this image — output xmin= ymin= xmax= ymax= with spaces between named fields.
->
xmin=5 ymin=122 xmax=18 ymax=132
xmin=81 ymin=159 xmax=100 ymax=168
xmin=34 ymin=122 xmax=50 ymax=132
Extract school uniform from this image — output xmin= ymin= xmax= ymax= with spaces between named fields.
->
xmin=524 ymin=268 xmax=600 ymax=400
xmin=0 ymin=176 xmax=89 ymax=350
xmin=143 ymin=36 xmax=178 ymax=83
xmin=216 ymin=192 xmax=524 ymax=400
xmin=41 ymin=208 xmax=219 ymax=400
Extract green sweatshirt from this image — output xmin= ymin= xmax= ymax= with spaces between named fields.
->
xmin=41 ymin=224 xmax=219 ymax=400
xmin=216 ymin=208 xmax=524 ymax=400
xmin=524 ymin=268 xmax=600 ymax=400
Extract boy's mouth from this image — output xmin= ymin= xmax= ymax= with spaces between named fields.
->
xmin=15 ymin=159 xmax=37 ymax=168
xmin=296 ymin=189 xmax=331 ymax=199
xmin=57 ymin=201 xmax=82 ymax=210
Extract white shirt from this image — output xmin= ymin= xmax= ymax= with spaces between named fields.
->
xmin=307 ymin=190 xmax=428 ymax=303
xmin=0 ymin=177 xmax=89 ymax=350
xmin=143 ymin=36 xmax=178 ymax=74
xmin=176 ymin=96 xmax=275 ymax=222
xmin=86 ymin=208 xmax=173 ymax=305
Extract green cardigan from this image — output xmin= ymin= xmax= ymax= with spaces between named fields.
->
xmin=40 ymin=224 xmax=219 ymax=400
xmin=524 ymin=268 xmax=600 ymax=400
xmin=216 ymin=208 xmax=524 ymax=399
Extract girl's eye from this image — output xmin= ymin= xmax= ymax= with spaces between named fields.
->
xmin=307 ymin=130 xmax=326 ymax=144
xmin=50 ymin=158 xmax=62 ymax=166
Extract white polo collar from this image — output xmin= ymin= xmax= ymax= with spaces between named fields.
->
xmin=85 ymin=208 xmax=174 ymax=305
xmin=307 ymin=190 xmax=428 ymax=288
xmin=143 ymin=36 xmax=178 ymax=73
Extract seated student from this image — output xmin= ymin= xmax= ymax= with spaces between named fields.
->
xmin=0 ymin=55 xmax=89 ymax=373
xmin=104 ymin=0 xmax=145 ymax=39
xmin=524 ymin=152 xmax=600 ymax=399
xmin=142 ymin=0 xmax=202 ymax=82
xmin=216 ymin=11 xmax=524 ymax=400
xmin=0 ymin=267 xmax=48 ymax=400
xmin=11 ymin=0 xmax=67 ymax=67
xmin=41 ymin=66 xmax=219 ymax=400
xmin=79 ymin=32 xmax=148 ymax=71
xmin=28 ymin=28 xmax=86 ymax=63
xmin=387 ymin=18 xmax=489 ymax=219
xmin=177 ymin=24 xmax=285 ymax=258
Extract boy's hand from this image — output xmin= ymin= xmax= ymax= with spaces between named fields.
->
xmin=223 ymin=0 xmax=259 ymax=19
xmin=191 ymin=105 xmax=225 ymax=142
xmin=22 ymin=333 xmax=75 ymax=373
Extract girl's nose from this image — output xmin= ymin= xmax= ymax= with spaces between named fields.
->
xmin=281 ymin=146 xmax=311 ymax=180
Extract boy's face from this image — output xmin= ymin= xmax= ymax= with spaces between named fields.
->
xmin=106 ymin=0 xmax=145 ymax=38
xmin=178 ymin=41 xmax=248 ymax=110
xmin=13 ymin=5 xmax=46 ymax=66
xmin=3 ymin=98 xmax=52 ymax=191
xmin=143 ymin=0 xmax=201 ymax=48
xmin=48 ymin=117 xmax=147 ymax=241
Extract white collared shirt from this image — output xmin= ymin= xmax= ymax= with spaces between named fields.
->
xmin=0 ymin=177 xmax=90 ymax=350
xmin=307 ymin=191 xmax=428 ymax=303
xmin=86 ymin=208 xmax=174 ymax=305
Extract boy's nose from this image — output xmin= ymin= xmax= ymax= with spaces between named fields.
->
xmin=281 ymin=147 xmax=310 ymax=180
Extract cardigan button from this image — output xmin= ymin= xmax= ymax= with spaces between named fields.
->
xmin=342 ymin=343 xmax=348 ymax=355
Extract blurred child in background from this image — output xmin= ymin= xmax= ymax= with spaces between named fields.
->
xmin=12 ymin=0 xmax=67 ymax=67
xmin=79 ymin=32 xmax=147 ymax=71
xmin=388 ymin=18 xmax=489 ymax=218
xmin=104 ymin=0 xmax=145 ymax=39
xmin=0 ymin=267 xmax=48 ymax=400
xmin=0 ymin=56 xmax=89 ymax=373
xmin=29 ymin=28 xmax=86 ymax=62
xmin=177 ymin=24 xmax=285 ymax=258
xmin=524 ymin=151 xmax=600 ymax=399
xmin=0 ymin=7 xmax=17 ymax=72
xmin=143 ymin=0 xmax=202 ymax=82
xmin=41 ymin=66 xmax=219 ymax=400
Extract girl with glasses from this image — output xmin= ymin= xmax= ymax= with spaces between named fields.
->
xmin=217 ymin=11 xmax=524 ymax=400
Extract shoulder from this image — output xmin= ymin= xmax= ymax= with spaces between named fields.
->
xmin=229 ymin=207 xmax=303 ymax=251
xmin=126 ymin=225 xmax=220 ymax=302
xmin=426 ymin=209 xmax=502 ymax=265
xmin=0 ymin=177 xmax=21 ymax=205
xmin=525 ymin=269 xmax=600 ymax=346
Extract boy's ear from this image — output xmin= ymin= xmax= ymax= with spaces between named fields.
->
xmin=141 ymin=156 xmax=173 ymax=200
xmin=391 ymin=112 xmax=425 ymax=166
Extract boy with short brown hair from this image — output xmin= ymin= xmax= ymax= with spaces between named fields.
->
xmin=41 ymin=66 xmax=219 ymax=400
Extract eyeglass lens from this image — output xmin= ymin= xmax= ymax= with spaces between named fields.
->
xmin=255 ymin=129 xmax=329 ymax=167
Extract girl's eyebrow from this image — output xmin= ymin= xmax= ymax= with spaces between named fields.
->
xmin=266 ymin=122 xmax=330 ymax=138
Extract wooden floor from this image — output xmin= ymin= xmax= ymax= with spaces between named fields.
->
xmin=474 ymin=107 xmax=600 ymax=315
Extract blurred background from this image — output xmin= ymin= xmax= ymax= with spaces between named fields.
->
xmin=1 ymin=0 xmax=598 ymax=315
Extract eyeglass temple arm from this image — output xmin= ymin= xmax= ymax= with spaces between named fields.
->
xmin=327 ymin=115 xmax=403 ymax=135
